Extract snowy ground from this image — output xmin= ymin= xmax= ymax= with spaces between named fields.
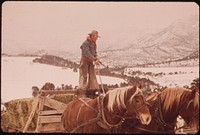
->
xmin=1 ymin=56 xmax=126 ymax=102
xmin=1 ymin=56 xmax=199 ymax=103
xmin=125 ymin=67 xmax=199 ymax=87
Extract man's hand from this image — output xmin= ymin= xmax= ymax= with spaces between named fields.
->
xmin=94 ymin=58 xmax=100 ymax=65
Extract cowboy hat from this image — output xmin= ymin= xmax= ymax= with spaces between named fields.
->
xmin=88 ymin=30 xmax=101 ymax=38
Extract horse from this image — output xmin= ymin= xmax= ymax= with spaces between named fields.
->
xmin=61 ymin=84 xmax=152 ymax=133
xmin=121 ymin=86 xmax=199 ymax=134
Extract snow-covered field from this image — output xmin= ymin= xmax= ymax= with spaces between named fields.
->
xmin=1 ymin=56 xmax=199 ymax=103
xmin=125 ymin=67 xmax=199 ymax=87
xmin=1 ymin=56 xmax=126 ymax=102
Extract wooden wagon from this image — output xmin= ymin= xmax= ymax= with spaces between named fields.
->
xmin=1 ymin=88 xmax=196 ymax=133
xmin=1 ymin=89 xmax=96 ymax=133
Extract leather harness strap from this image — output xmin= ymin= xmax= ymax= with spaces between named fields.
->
xmin=70 ymin=98 xmax=100 ymax=133
xmin=97 ymin=95 xmax=124 ymax=130
xmin=69 ymin=95 xmax=125 ymax=133
xmin=78 ymin=98 xmax=98 ymax=113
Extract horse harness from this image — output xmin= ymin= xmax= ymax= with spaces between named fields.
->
xmin=69 ymin=94 xmax=125 ymax=133
xmin=134 ymin=93 xmax=179 ymax=134
xmin=68 ymin=91 xmax=149 ymax=133
xmin=153 ymin=94 xmax=176 ymax=132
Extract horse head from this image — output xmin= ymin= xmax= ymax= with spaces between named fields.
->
xmin=121 ymin=87 xmax=199 ymax=134
xmin=124 ymin=84 xmax=152 ymax=125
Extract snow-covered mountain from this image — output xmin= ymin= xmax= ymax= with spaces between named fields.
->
xmin=2 ymin=14 xmax=198 ymax=67
xmin=98 ymin=14 xmax=199 ymax=67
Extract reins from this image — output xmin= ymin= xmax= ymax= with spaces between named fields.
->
xmin=96 ymin=65 xmax=106 ymax=95
xmin=69 ymin=95 xmax=125 ymax=133
xmin=127 ymin=93 xmax=186 ymax=134
xmin=68 ymin=64 xmax=127 ymax=133
xmin=135 ymin=93 xmax=177 ymax=134
xmin=70 ymin=98 xmax=100 ymax=133
xmin=98 ymin=95 xmax=125 ymax=129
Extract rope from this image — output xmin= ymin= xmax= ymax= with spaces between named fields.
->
xmin=70 ymin=116 xmax=100 ymax=133
xmin=78 ymin=98 xmax=98 ymax=113
xmin=70 ymin=98 xmax=100 ymax=133
xmin=96 ymin=65 xmax=106 ymax=95
xmin=99 ymin=95 xmax=124 ymax=128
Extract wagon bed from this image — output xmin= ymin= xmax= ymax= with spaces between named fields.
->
xmin=1 ymin=89 xmax=89 ymax=133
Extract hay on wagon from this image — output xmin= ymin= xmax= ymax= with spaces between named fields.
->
xmin=1 ymin=94 xmax=74 ymax=132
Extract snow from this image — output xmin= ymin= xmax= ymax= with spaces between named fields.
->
xmin=125 ymin=67 xmax=199 ymax=87
xmin=1 ymin=56 xmax=199 ymax=103
xmin=126 ymin=67 xmax=198 ymax=74
xmin=1 ymin=56 xmax=126 ymax=102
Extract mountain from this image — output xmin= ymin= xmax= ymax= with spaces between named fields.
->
xmin=97 ymin=14 xmax=199 ymax=67
xmin=2 ymin=14 xmax=198 ymax=67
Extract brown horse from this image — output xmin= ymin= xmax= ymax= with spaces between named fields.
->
xmin=121 ymin=87 xmax=199 ymax=134
xmin=61 ymin=85 xmax=152 ymax=133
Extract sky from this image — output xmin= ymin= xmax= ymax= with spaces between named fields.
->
xmin=1 ymin=1 xmax=199 ymax=53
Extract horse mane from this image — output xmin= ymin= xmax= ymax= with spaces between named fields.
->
xmin=106 ymin=85 xmax=141 ymax=112
xmin=160 ymin=87 xmax=199 ymax=112
xmin=146 ymin=92 xmax=159 ymax=102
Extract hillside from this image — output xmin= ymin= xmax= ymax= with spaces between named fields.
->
xmin=2 ymin=14 xmax=198 ymax=68
xmin=98 ymin=14 xmax=199 ymax=67
xmin=135 ymin=50 xmax=199 ymax=68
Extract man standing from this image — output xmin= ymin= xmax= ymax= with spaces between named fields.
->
xmin=79 ymin=30 xmax=100 ymax=92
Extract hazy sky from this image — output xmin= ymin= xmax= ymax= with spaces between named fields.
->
xmin=2 ymin=1 xmax=199 ymax=53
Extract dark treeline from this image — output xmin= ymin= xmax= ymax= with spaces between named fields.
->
xmin=31 ymin=55 xmax=199 ymax=97
xmin=33 ymin=55 xmax=79 ymax=69
xmin=32 ymin=77 xmax=199 ymax=98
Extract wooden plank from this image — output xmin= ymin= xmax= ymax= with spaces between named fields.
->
xmin=35 ymin=97 xmax=45 ymax=132
xmin=40 ymin=88 xmax=115 ymax=95
xmin=38 ymin=115 xmax=62 ymax=124
xmin=40 ymin=90 xmax=76 ymax=94
xmin=23 ymin=97 xmax=39 ymax=133
xmin=39 ymin=122 xmax=65 ymax=132
xmin=40 ymin=110 xmax=63 ymax=115
xmin=37 ymin=97 xmax=45 ymax=114
xmin=40 ymin=89 xmax=86 ymax=95
xmin=43 ymin=98 xmax=67 ymax=110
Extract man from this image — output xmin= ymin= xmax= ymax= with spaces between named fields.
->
xmin=32 ymin=86 xmax=39 ymax=97
xmin=79 ymin=30 xmax=100 ymax=92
